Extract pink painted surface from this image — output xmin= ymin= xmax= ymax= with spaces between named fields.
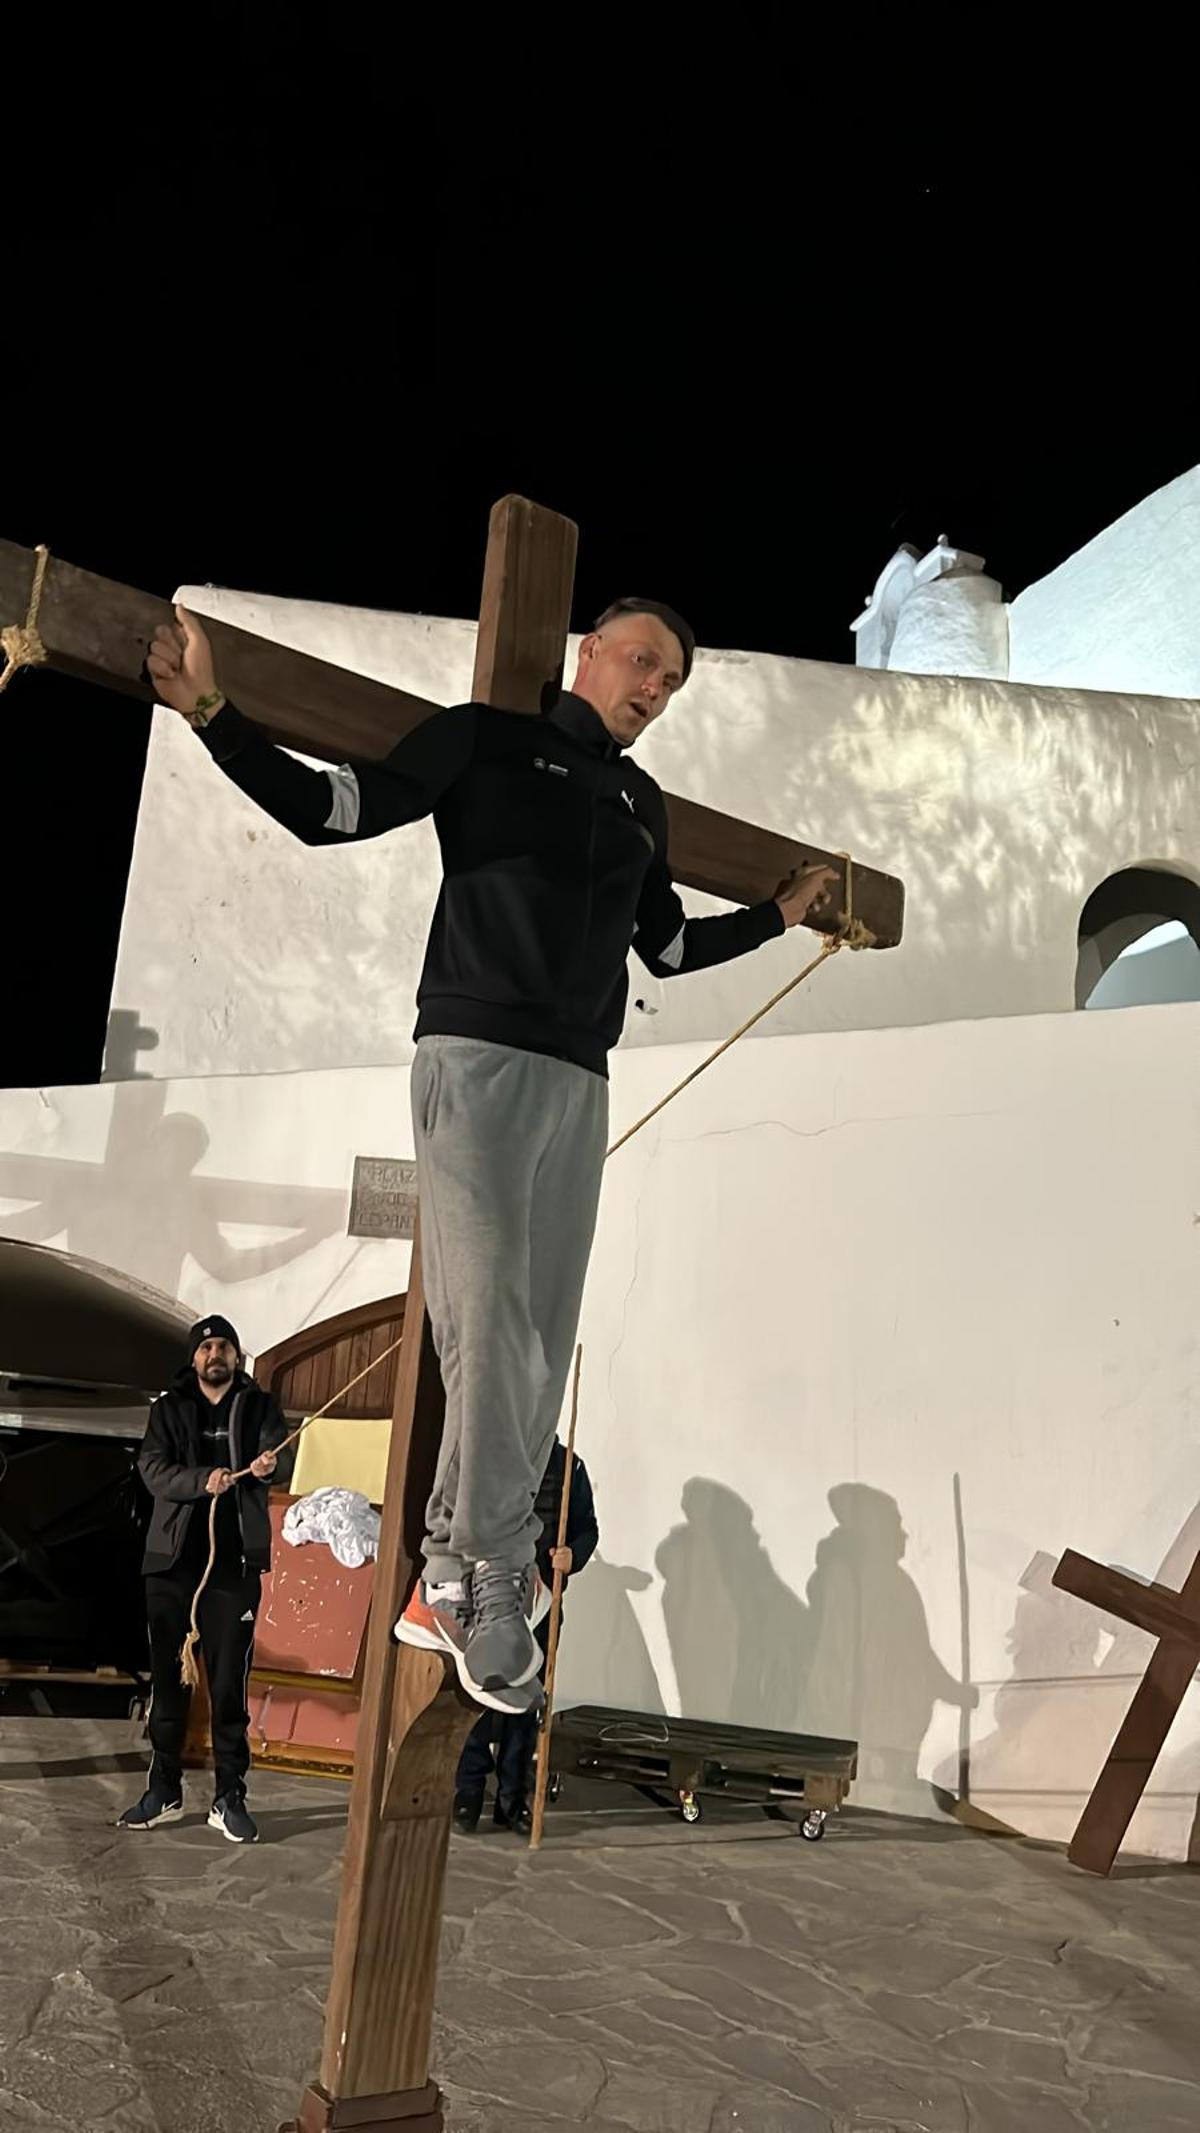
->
xmin=249 ymin=1682 xmax=361 ymax=1756
xmin=255 ymin=1498 xmax=374 ymax=1680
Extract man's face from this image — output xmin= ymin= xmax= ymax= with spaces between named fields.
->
xmin=571 ymin=612 xmax=687 ymax=749
xmin=194 ymin=1337 xmax=238 ymax=1387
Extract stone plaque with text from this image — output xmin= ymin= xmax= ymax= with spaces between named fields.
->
xmin=348 ymin=1156 xmax=418 ymax=1240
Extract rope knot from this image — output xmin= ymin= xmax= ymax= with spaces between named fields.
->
xmin=0 ymin=545 xmax=51 ymax=696
xmin=835 ymin=914 xmax=876 ymax=953
xmin=833 ymin=853 xmax=877 ymax=952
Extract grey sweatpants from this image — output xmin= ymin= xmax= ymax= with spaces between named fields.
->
xmin=411 ymin=1036 xmax=608 ymax=1583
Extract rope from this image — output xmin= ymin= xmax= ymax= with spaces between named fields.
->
xmin=607 ymin=852 xmax=874 ymax=1158
xmin=0 ymin=546 xmax=51 ymax=696
xmin=178 ymin=1331 xmax=405 ymax=1687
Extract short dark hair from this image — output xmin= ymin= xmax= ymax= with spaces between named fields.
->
xmin=593 ymin=598 xmax=696 ymax=683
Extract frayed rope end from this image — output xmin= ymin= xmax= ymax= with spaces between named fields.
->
xmin=179 ymin=1632 xmax=202 ymax=1690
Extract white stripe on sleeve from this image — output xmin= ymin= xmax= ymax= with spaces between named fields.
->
xmin=324 ymin=765 xmax=361 ymax=835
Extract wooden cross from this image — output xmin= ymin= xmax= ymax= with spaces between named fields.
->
xmin=1052 ymin=1545 xmax=1200 ymax=1875
xmin=2 ymin=502 xmax=905 ymax=2131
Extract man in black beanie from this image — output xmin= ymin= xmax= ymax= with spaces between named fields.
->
xmin=118 ymin=1316 xmax=288 ymax=1843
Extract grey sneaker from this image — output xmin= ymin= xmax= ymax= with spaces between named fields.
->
xmin=462 ymin=1560 xmax=542 ymax=1701
xmin=117 ymin=1785 xmax=183 ymax=1831
xmin=470 ymin=1672 xmax=544 ymax=1719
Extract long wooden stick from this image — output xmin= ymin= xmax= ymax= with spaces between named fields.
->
xmin=953 ymin=1471 xmax=971 ymax=1804
xmin=529 ymin=1344 xmax=582 ymax=1851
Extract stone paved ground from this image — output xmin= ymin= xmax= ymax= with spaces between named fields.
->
xmin=2 ymin=1706 xmax=1199 ymax=2131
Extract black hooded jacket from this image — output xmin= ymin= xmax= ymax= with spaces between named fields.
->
xmin=533 ymin=1441 xmax=599 ymax=1591
xmin=138 ymin=1367 xmax=289 ymax=1576
xmin=197 ymin=691 xmax=785 ymax=1078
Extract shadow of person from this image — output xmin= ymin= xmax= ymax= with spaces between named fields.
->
xmin=804 ymin=1483 xmax=972 ymax=1813
xmin=935 ymin=1549 xmax=1106 ymax=1840
xmin=554 ymin=1556 xmax=665 ymax=1714
xmin=655 ymin=1479 xmax=809 ymax=1730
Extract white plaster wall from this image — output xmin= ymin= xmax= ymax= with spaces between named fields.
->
xmin=111 ymin=586 xmax=1200 ymax=1079
xmin=0 ymin=1067 xmax=414 ymax=1347
xmin=885 ymin=571 xmax=1009 ymax=680
xmin=4 ymin=1002 xmax=1199 ymax=1858
xmin=1009 ymin=465 xmax=1200 ymax=696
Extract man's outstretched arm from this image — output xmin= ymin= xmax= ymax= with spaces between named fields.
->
xmin=148 ymin=608 xmax=473 ymax=845
xmin=633 ymin=785 xmax=838 ymax=979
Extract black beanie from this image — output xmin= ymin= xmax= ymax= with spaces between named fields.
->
xmin=187 ymin=1314 xmax=243 ymax=1362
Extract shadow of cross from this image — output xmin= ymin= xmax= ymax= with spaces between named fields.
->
xmin=1 ymin=499 xmax=905 ymax=2133
xmin=1052 ymin=1546 xmax=1200 ymax=1875
xmin=0 ymin=1076 xmax=347 ymax=1304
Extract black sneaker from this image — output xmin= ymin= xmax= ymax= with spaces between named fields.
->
xmin=208 ymin=1793 xmax=259 ymax=1844
xmin=117 ymin=1786 xmax=183 ymax=1831
xmin=453 ymin=1793 xmax=484 ymax=1834
xmin=493 ymin=1797 xmax=532 ymax=1836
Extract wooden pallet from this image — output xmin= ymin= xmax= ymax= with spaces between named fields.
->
xmin=0 ymin=1661 xmax=141 ymax=1690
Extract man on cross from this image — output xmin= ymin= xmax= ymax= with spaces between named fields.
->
xmin=148 ymin=598 xmax=836 ymax=1713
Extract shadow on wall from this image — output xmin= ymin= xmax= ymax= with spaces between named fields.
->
xmin=802 ymin=1483 xmax=974 ymax=1811
xmin=556 ymin=1556 xmax=665 ymax=1714
xmin=941 ymin=1502 xmax=1200 ymax=1852
xmin=655 ymin=1479 xmax=809 ymax=1731
xmin=102 ymin=1008 xmax=160 ymax=1081
xmin=0 ymin=1028 xmax=347 ymax=1304
xmin=651 ymin=662 xmax=1200 ymax=1007
xmin=654 ymin=1478 xmax=972 ymax=1815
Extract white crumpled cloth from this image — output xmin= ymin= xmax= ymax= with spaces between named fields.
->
xmin=282 ymin=1487 xmax=381 ymax=1570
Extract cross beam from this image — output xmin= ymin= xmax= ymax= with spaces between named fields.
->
xmin=0 ymin=512 xmax=905 ymax=947
xmin=1052 ymin=1546 xmax=1200 ymax=1875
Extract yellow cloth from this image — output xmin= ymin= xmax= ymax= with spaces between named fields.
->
xmin=290 ymin=1414 xmax=389 ymax=1506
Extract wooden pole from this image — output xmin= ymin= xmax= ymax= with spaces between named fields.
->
xmin=529 ymin=1345 xmax=583 ymax=1853
xmin=283 ymin=497 xmax=579 ymax=2133
xmin=289 ymin=1223 xmax=473 ymax=2132
xmin=953 ymin=1472 xmax=971 ymax=1804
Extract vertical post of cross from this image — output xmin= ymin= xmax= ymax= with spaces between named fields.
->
xmin=284 ymin=498 xmax=578 ymax=2133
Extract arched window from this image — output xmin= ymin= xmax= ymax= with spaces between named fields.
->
xmin=1077 ymin=867 xmax=1200 ymax=1010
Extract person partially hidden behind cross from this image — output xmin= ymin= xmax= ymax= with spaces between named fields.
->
xmin=118 ymin=1316 xmax=289 ymax=1843
xmin=454 ymin=1432 xmax=599 ymax=1836
xmin=147 ymin=601 xmax=836 ymax=1713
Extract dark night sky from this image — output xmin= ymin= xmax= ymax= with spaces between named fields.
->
xmin=4 ymin=29 xmax=1196 ymax=1087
